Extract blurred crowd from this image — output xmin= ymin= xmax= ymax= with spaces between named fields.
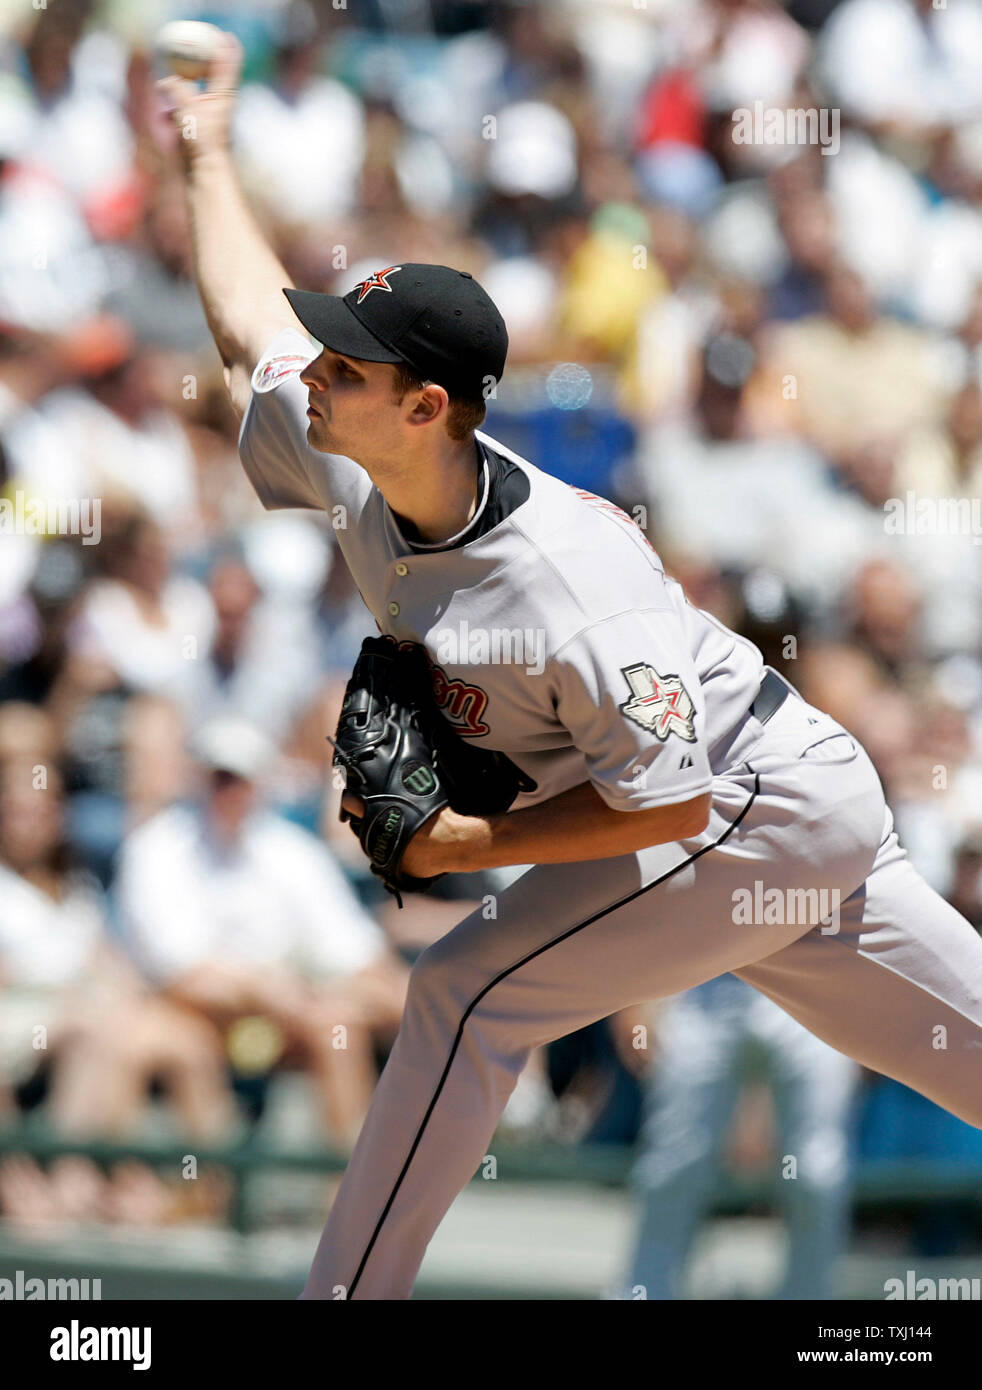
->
xmin=2 ymin=0 xmax=982 ymax=1247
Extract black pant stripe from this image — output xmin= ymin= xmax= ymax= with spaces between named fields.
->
xmin=347 ymin=770 xmax=761 ymax=1295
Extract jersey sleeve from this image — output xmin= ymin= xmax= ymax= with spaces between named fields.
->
xmin=237 ymin=327 xmax=371 ymax=515
xmin=550 ymin=608 xmax=714 ymax=811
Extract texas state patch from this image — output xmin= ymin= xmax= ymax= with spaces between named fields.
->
xmin=619 ymin=663 xmax=696 ymax=743
xmin=251 ymin=351 xmax=313 ymax=394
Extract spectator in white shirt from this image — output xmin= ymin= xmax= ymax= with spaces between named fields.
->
xmin=0 ymin=750 xmax=230 ymax=1150
xmin=71 ymin=510 xmax=214 ymax=714
xmin=819 ymin=0 xmax=982 ymax=133
xmin=234 ymin=5 xmax=365 ymax=228
xmin=189 ymin=552 xmax=321 ymax=743
xmin=115 ymin=717 xmax=408 ymax=1147
xmin=14 ymin=341 xmax=202 ymax=544
xmin=0 ymin=7 xmax=135 ymax=226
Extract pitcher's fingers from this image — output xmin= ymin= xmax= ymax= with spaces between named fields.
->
xmin=208 ymin=31 xmax=244 ymax=92
xmin=156 ymin=73 xmax=197 ymax=115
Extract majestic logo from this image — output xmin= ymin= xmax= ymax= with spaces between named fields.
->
xmin=354 ymin=266 xmax=402 ymax=304
xmin=619 ymin=664 xmax=696 ymax=742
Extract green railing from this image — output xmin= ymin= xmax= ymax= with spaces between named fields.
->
xmin=2 ymin=1122 xmax=981 ymax=1234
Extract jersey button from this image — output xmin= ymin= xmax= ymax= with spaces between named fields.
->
xmin=387 ymin=601 xmax=400 ymax=617
xmin=395 ymin=562 xmax=408 ymax=576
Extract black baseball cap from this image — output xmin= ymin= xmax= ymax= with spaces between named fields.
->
xmin=283 ymin=263 xmax=507 ymax=399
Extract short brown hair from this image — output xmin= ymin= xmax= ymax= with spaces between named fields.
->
xmin=391 ymin=361 xmax=486 ymax=442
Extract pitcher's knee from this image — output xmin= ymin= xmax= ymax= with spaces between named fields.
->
xmin=405 ymin=934 xmax=470 ymax=1015
xmin=405 ymin=938 xmax=537 ymax=1070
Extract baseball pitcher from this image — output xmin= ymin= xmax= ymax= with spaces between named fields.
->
xmin=164 ymin=36 xmax=982 ymax=1299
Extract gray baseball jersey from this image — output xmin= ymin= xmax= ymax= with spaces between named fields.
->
xmin=241 ymin=327 xmax=765 ymax=813
xmin=238 ymin=327 xmax=982 ymax=1301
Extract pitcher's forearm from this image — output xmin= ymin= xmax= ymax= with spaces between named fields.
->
xmin=403 ymin=783 xmax=714 ymax=879
xmin=183 ymin=146 xmax=295 ymax=371
xmin=470 ymin=785 xmax=711 ymax=869
xmin=159 ymin=34 xmax=300 ymax=391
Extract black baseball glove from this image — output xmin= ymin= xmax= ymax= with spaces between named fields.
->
xmin=330 ymin=636 xmax=537 ymax=905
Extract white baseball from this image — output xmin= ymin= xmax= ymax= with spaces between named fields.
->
xmin=154 ymin=20 xmax=224 ymax=81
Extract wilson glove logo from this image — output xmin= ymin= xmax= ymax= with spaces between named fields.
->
xmin=402 ymin=762 xmax=437 ymax=796
xmin=368 ymin=808 xmax=404 ymax=867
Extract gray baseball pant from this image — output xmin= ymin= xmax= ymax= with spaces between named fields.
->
xmin=301 ymin=692 xmax=982 ymax=1299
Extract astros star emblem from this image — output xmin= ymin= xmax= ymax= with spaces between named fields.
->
xmin=354 ymin=266 xmax=403 ymax=304
xmin=619 ymin=662 xmax=697 ymax=743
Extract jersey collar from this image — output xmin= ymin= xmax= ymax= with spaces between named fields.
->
xmin=397 ymin=441 xmax=491 ymax=554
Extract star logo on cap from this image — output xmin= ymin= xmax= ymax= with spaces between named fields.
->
xmin=353 ymin=266 xmax=403 ymax=304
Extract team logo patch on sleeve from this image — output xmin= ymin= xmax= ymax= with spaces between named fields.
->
xmin=252 ymin=353 xmax=313 ymax=393
xmin=619 ymin=663 xmax=696 ymax=743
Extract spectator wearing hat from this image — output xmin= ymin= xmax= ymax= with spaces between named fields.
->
xmin=115 ymin=716 xmax=409 ymax=1147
